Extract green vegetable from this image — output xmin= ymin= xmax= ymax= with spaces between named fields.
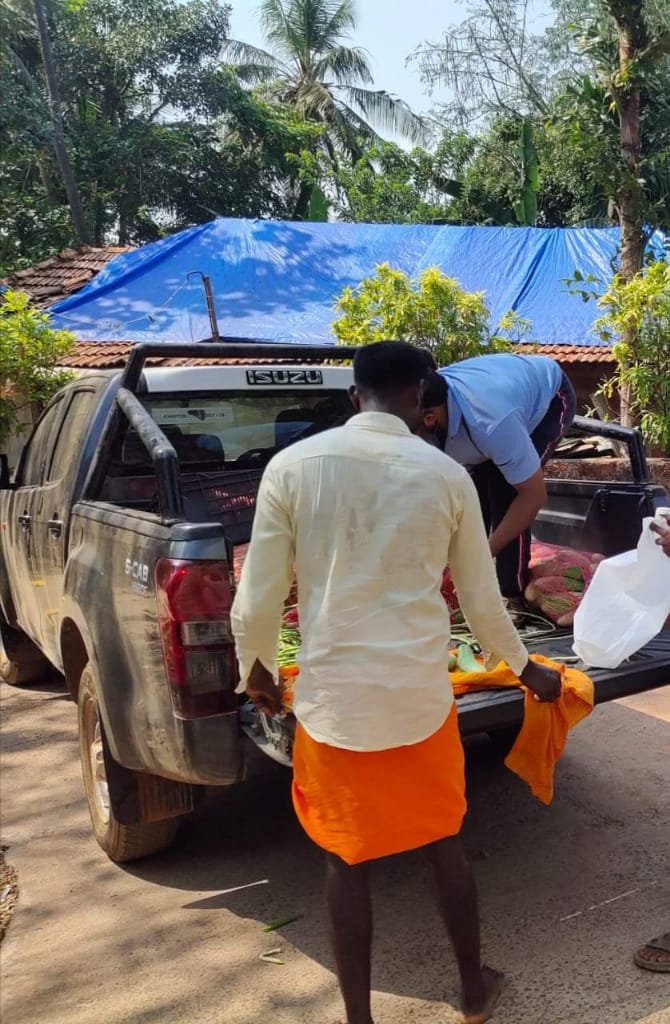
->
xmin=277 ymin=625 xmax=301 ymax=668
xmin=456 ymin=644 xmax=486 ymax=674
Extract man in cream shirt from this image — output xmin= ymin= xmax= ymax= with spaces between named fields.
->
xmin=232 ymin=341 xmax=560 ymax=1024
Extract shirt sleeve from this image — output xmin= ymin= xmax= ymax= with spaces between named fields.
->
xmin=477 ymin=412 xmax=540 ymax=486
xmin=446 ymin=469 xmax=529 ymax=676
xmin=231 ymin=463 xmax=295 ymax=692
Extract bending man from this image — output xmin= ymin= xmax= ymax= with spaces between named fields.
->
xmin=421 ymin=353 xmax=576 ymax=610
xmin=232 ymin=341 xmax=561 ymax=1024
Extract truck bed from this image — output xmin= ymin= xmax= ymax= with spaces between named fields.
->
xmin=456 ymin=628 xmax=670 ymax=736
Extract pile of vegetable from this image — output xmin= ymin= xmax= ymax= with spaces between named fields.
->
xmin=235 ymin=539 xmax=602 ymax=707
xmin=278 ymin=606 xmax=300 ymax=711
xmin=523 ymin=543 xmax=603 ymax=628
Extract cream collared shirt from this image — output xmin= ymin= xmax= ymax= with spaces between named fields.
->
xmin=232 ymin=411 xmax=528 ymax=752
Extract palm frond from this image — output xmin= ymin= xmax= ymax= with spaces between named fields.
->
xmin=313 ymin=0 xmax=357 ymax=50
xmin=223 ymin=39 xmax=291 ymax=86
xmin=259 ymin=0 xmax=305 ymax=64
xmin=323 ymin=99 xmax=370 ymax=162
xmin=339 ymin=102 xmax=383 ymax=144
xmin=343 ymin=86 xmax=428 ymax=144
xmin=314 ymin=45 xmax=373 ymax=86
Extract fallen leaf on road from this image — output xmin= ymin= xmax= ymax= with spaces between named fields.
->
xmin=263 ymin=914 xmax=302 ymax=932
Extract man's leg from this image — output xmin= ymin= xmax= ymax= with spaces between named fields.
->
xmin=428 ymin=835 xmax=504 ymax=1024
xmin=495 ymin=375 xmax=576 ymax=601
xmin=483 ymin=465 xmax=530 ymax=600
xmin=325 ymin=853 xmax=374 ymax=1024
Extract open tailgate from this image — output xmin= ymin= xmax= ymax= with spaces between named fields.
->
xmin=456 ymin=628 xmax=670 ymax=737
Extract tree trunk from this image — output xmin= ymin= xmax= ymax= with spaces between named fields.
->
xmin=37 ymin=151 xmax=59 ymax=205
xmin=610 ymin=1 xmax=647 ymax=426
xmin=33 ymin=0 xmax=90 ymax=245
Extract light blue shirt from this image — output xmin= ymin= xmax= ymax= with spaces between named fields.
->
xmin=441 ymin=354 xmax=563 ymax=485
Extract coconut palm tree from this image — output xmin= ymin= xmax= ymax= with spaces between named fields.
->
xmin=227 ymin=0 xmax=425 ymax=167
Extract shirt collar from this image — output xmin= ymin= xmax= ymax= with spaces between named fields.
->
xmin=346 ymin=411 xmax=412 ymax=436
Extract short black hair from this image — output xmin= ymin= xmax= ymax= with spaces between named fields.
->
xmin=353 ymin=341 xmax=429 ymax=394
xmin=421 ymin=370 xmax=448 ymax=409
xmin=416 ymin=347 xmax=438 ymax=371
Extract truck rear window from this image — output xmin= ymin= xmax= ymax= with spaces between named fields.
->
xmin=119 ymin=390 xmax=353 ymax=470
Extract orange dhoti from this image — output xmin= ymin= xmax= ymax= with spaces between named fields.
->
xmin=291 ymin=704 xmax=466 ymax=866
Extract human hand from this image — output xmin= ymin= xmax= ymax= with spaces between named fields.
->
xmin=519 ymin=660 xmax=562 ymax=702
xmin=651 ymin=514 xmax=670 ymax=557
xmin=246 ymin=659 xmax=285 ymax=716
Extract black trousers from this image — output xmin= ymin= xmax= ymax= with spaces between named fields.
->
xmin=470 ymin=373 xmax=577 ymax=599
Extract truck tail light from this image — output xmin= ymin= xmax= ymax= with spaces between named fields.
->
xmin=155 ymin=558 xmax=238 ymax=718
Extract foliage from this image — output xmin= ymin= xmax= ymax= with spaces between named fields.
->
xmin=412 ymin=0 xmax=670 ymax=240
xmin=0 ymin=0 xmax=323 ymax=270
xmin=0 ymin=291 xmax=75 ymax=448
xmin=594 ymin=261 xmax=670 ymax=452
xmin=411 ymin=0 xmax=556 ymax=126
xmin=550 ymin=0 xmax=670 ymax=266
xmin=332 ymin=264 xmax=525 ymax=363
xmin=329 ymin=142 xmax=453 ymax=224
xmin=226 ymin=0 xmax=425 ymax=215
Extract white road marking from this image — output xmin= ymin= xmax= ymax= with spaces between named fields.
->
xmin=560 ymin=880 xmax=658 ymax=922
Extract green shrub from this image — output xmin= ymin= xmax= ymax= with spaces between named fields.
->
xmin=594 ymin=261 xmax=670 ymax=455
xmin=332 ymin=263 xmax=527 ymax=364
xmin=0 ymin=291 xmax=75 ymax=449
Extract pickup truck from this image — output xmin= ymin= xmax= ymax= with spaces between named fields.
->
xmin=1 ymin=341 xmax=669 ymax=863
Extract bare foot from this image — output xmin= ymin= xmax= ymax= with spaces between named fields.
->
xmin=457 ymin=966 xmax=505 ymax=1024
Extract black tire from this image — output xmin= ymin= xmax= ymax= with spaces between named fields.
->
xmin=77 ymin=664 xmax=179 ymax=862
xmin=487 ymin=725 xmax=521 ymax=759
xmin=0 ymin=623 xmax=52 ymax=687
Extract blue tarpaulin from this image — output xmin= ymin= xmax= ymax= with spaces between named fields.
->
xmin=47 ymin=219 xmax=667 ymax=346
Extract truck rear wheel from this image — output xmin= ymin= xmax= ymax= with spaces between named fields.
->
xmin=0 ymin=623 xmax=52 ymax=687
xmin=77 ymin=664 xmax=179 ymax=862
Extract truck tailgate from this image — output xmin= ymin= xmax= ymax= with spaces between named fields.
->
xmin=457 ymin=628 xmax=670 ymax=736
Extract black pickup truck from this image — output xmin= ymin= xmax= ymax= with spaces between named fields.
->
xmin=1 ymin=342 xmax=669 ymax=862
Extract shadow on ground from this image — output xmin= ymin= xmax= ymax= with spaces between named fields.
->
xmin=1 ymin=680 xmax=669 ymax=1024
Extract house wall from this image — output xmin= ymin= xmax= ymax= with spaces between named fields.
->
xmin=559 ymin=360 xmax=617 ymax=415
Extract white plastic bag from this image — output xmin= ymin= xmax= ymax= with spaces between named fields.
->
xmin=573 ymin=507 xmax=670 ymax=669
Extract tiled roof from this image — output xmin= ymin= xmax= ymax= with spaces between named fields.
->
xmin=61 ymin=340 xmax=615 ymax=370
xmin=521 ymin=343 xmax=614 ymax=364
xmin=3 ymin=245 xmax=133 ymax=308
xmin=60 ymin=342 xmax=331 ymax=370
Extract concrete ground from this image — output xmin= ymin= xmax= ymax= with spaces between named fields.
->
xmin=1 ymin=679 xmax=669 ymax=1024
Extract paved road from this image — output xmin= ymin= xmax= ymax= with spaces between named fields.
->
xmin=1 ymin=679 xmax=669 ymax=1024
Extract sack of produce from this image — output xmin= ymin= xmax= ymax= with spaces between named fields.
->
xmin=524 ymin=544 xmax=604 ymax=626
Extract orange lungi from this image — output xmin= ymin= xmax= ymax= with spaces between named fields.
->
xmin=291 ymin=704 xmax=466 ymax=866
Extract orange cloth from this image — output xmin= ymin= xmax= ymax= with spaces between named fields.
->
xmin=450 ymin=654 xmax=594 ymax=804
xmin=292 ymin=704 xmax=466 ymax=865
